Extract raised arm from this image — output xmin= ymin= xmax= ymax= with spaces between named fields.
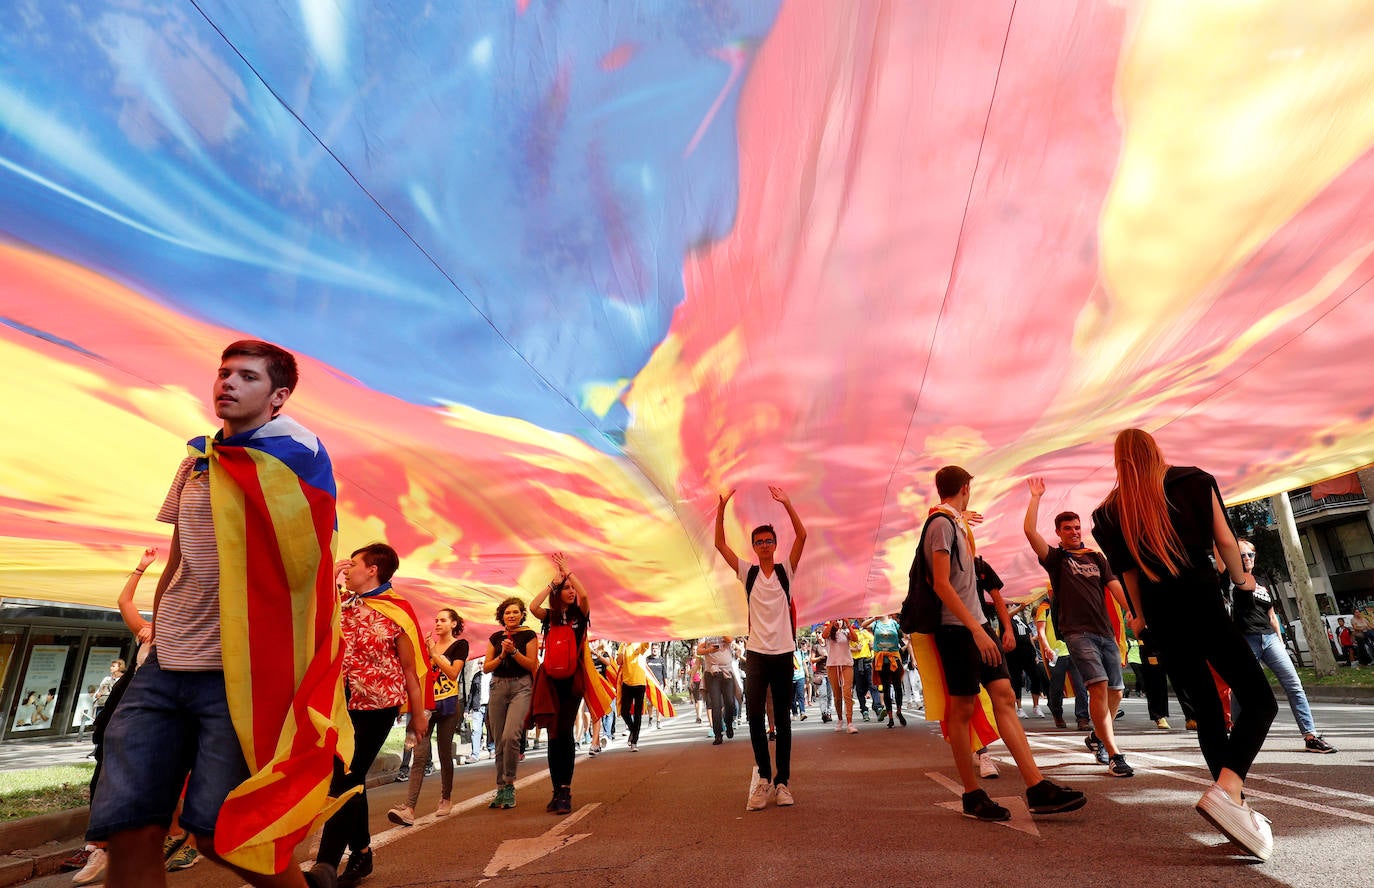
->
xmin=1023 ymin=477 xmax=1052 ymax=561
xmin=770 ymin=486 xmax=807 ymax=571
xmin=118 ymin=547 xmax=157 ymax=643
xmin=714 ymin=490 xmax=741 ymax=574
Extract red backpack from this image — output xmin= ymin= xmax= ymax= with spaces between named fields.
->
xmin=543 ymin=624 xmax=579 ymax=679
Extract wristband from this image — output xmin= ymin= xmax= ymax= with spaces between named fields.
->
xmin=132 ymin=568 xmax=145 ymax=575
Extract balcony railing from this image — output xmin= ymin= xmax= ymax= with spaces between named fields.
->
xmin=1289 ymin=489 xmax=1369 ymax=518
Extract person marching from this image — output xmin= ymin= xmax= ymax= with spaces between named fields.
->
xmin=714 ymin=485 xmax=807 ymax=811
xmin=483 ymin=597 xmax=540 ymax=809
xmin=388 ymin=608 xmax=469 ymax=826
xmin=528 ymin=552 xmax=592 ymax=814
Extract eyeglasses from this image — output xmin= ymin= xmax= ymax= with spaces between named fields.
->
xmin=752 ymin=539 xmax=776 ymax=547
xmin=1240 ymin=553 xmax=1256 ymax=560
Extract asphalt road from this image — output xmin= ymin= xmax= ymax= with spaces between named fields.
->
xmin=27 ymin=696 xmax=1373 ymax=888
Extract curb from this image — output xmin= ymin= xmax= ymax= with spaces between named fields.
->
xmin=0 ymin=752 xmax=405 ymax=879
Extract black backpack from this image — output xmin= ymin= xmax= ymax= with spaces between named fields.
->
xmin=899 ymin=511 xmax=960 ymax=634
xmin=745 ymin=563 xmax=797 ymax=638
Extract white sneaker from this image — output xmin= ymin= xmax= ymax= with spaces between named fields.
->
xmin=774 ymin=783 xmax=795 ymax=806
xmin=747 ymin=778 xmax=772 ymax=811
xmin=1195 ymin=783 xmax=1273 ymax=861
xmin=1016 ymin=707 xmax=1029 ymax=719
xmin=976 ymin=751 xmax=999 ymax=779
xmin=846 ymin=723 xmax=859 ymax=734
xmin=73 ymin=848 xmax=107 ymax=885
xmin=1031 ymin=706 xmax=1046 ymax=719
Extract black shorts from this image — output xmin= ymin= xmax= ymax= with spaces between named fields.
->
xmin=934 ymin=623 xmax=1011 ymax=697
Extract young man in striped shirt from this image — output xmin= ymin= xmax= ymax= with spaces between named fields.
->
xmin=87 ymin=341 xmax=339 ymax=888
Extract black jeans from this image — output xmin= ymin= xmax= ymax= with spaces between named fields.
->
xmin=318 ymin=706 xmax=398 ymax=867
xmin=620 ymin=684 xmax=646 ymax=745
xmin=744 ymin=652 xmax=793 ymax=785
xmin=1143 ymin=571 xmax=1276 ymax=781
xmin=547 ymin=676 xmax=582 ymax=788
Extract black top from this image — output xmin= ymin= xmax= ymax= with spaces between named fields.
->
xmin=540 ymin=601 xmax=589 ymax=645
xmin=432 ymin=639 xmax=470 ymax=701
xmin=1039 ymin=547 xmax=1116 ymax=637
xmin=1232 ymin=582 xmax=1277 ymax=635
xmin=488 ymin=627 xmax=540 ymax=678
xmin=975 ymin=556 xmax=1003 ymax=622
xmin=1092 ymin=466 xmax=1228 ymax=591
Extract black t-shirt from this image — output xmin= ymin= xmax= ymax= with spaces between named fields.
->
xmin=1092 ymin=466 xmax=1225 ymax=591
xmin=1039 ymin=547 xmax=1116 ymax=637
xmin=1232 ymin=583 xmax=1277 ymax=635
xmin=488 ymin=627 xmax=540 ymax=678
xmin=975 ymin=556 xmax=1003 ymax=622
xmin=432 ymin=638 xmax=470 ymax=701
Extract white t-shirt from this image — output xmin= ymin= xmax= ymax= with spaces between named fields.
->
xmin=739 ymin=562 xmax=797 ymax=655
xmin=824 ymin=625 xmax=854 ymax=666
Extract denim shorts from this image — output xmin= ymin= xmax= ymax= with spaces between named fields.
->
xmin=1064 ymin=632 xmax=1125 ymax=690
xmin=87 ymin=650 xmax=249 ymax=841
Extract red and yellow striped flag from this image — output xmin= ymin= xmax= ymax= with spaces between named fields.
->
xmin=910 ymin=631 xmax=1000 ymax=749
xmin=578 ymin=644 xmax=617 ymax=720
xmin=364 ymin=586 xmax=435 ymax=712
xmin=194 ymin=417 xmax=354 ymax=874
xmin=645 ymin=670 xmax=676 ymax=719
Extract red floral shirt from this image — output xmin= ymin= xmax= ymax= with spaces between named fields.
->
xmin=341 ymin=597 xmax=407 ymax=711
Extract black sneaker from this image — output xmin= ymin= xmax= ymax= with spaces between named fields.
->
xmin=961 ymin=788 xmax=1010 ymax=822
xmin=1304 ymin=735 xmax=1337 ymax=754
xmin=725 ymin=723 xmax=734 ymax=739
xmin=337 ymin=849 xmax=372 ymax=888
xmin=1026 ymin=779 xmax=1087 ymax=814
xmin=1085 ymin=732 xmax=1109 ymax=764
xmin=1107 ymin=754 xmax=1134 ymax=777
xmin=553 ymin=786 xmax=572 ymax=815
xmin=393 ymin=767 xmax=409 ymax=783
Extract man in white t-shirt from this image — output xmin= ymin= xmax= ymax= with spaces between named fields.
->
xmin=714 ymin=486 xmax=807 ymax=812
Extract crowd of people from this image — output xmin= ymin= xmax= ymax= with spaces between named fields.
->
xmin=66 ymin=339 xmax=1345 ymax=886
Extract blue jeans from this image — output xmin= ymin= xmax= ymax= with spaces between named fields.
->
xmin=469 ymin=703 xmax=487 ymax=758
xmin=1243 ymin=632 xmax=1315 ymax=737
xmin=87 ymin=651 xmax=249 ymax=840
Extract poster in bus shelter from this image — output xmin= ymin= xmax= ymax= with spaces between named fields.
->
xmin=70 ymin=646 xmax=123 ymax=731
xmin=10 ymin=645 xmax=71 ymax=733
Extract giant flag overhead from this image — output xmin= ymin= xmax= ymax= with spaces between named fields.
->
xmin=3 ymin=0 xmax=1373 ymax=641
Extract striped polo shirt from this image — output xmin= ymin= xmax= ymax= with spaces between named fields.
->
xmin=153 ymin=457 xmax=222 ymax=670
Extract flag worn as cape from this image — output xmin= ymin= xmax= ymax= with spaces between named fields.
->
xmin=645 ymin=669 xmax=676 ymax=719
xmin=193 ymin=415 xmax=354 ymax=874
xmin=360 ymin=583 xmax=435 ymax=712
xmin=579 ymin=645 xmax=617 ymax=721
xmin=911 ymin=506 xmax=999 ymax=749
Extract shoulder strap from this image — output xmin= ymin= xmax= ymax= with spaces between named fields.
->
xmin=745 ymin=564 xmax=760 ymax=597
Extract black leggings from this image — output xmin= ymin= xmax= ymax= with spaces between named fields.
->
xmin=876 ymin=664 xmax=903 ymax=713
xmin=548 ymin=677 xmax=582 ymax=788
xmin=318 ymin=706 xmax=398 ymax=867
xmin=1143 ymin=573 xmax=1276 ymax=781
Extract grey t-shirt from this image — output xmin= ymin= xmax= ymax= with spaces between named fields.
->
xmin=924 ymin=514 xmax=980 ymax=628
xmin=1040 ymin=547 xmax=1116 ymax=638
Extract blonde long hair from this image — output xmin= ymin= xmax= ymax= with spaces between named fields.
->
xmin=1100 ymin=429 xmax=1190 ymax=582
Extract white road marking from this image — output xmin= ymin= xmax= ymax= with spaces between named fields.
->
xmin=1027 ymin=735 xmax=1374 ymax=825
xmin=926 ymin=770 xmax=1040 ymax=835
xmin=477 ymin=803 xmax=600 ymax=882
